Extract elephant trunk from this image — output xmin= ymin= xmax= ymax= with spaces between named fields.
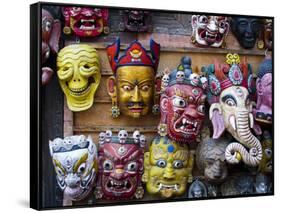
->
xmin=225 ymin=110 xmax=262 ymax=167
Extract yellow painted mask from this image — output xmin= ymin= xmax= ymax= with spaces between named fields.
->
xmin=106 ymin=39 xmax=161 ymax=118
xmin=142 ymin=136 xmax=194 ymax=198
xmin=57 ymin=44 xmax=101 ymax=112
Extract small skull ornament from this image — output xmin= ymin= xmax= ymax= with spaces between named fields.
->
xmin=99 ymin=132 xmax=106 ymax=145
xmin=105 ymin=130 xmax=112 ymax=143
xmin=176 ymin=70 xmax=185 ymax=82
xmin=140 ymin=135 xmax=146 ymax=148
xmin=118 ymin=130 xmax=128 ymax=144
xmin=200 ymin=76 xmax=208 ymax=89
xmin=190 ymin=73 xmax=200 ymax=86
xmin=162 ymin=74 xmax=170 ymax=88
xmin=133 ymin=130 xmax=141 ymax=144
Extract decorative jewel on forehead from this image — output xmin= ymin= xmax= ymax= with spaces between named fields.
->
xmin=65 ymin=156 xmax=73 ymax=171
xmin=167 ymin=144 xmax=175 ymax=153
xmin=235 ymin=87 xmax=244 ymax=98
xmin=134 ymin=80 xmax=139 ymax=85
xmin=174 ymin=88 xmax=187 ymax=98
xmin=192 ymin=88 xmax=199 ymax=96
xmin=118 ymin=146 xmax=127 ymax=155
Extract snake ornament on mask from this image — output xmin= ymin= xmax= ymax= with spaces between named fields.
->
xmin=202 ymin=53 xmax=262 ymax=167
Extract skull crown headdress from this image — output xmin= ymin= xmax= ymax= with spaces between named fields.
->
xmin=95 ymin=130 xmax=146 ymax=200
xmin=202 ymin=53 xmax=262 ymax=167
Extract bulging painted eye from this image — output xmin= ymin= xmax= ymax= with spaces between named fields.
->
xmin=199 ymin=16 xmax=208 ymax=24
xmin=55 ymin=167 xmax=65 ymax=176
xmin=173 ymin=97 xmax=186 ymax=108
xmin=173 ymin=160 xmax=184 ymax=169
xmin=265 ymin=148 xmax=272 ymax=158
xmin=225 ymin=98 xmax=236 ymax=107
xmin=122 ymin=85 xmax=133 ymax=91
xmin=219 ymin=21 xmax=225 ymax=28
xmin=45 ymin=21 xmax=52 ymax=32
xmin=72 ymin=7 xmax=81 ymax=12
xmin=103 ymin=160 xmax=113 ymax=171
xmin=197 ymin=105 xmax=205 ymax=113
xmin=77 ymin=163 xmax=86 ymax=174
xmin=156 ymin=159 xmax=167 ymax=168
xmin=127 ymin=162 xmax=137 ymax=171
xmin=141 ymin=85 xmax=150 ymax=91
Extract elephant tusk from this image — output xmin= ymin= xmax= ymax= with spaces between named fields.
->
xmin=229 ymin=115 xmax=236 ymax=131
xmin=249 ymin=113 xmax=254 ymax=129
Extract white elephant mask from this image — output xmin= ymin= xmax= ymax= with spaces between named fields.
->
xmin=203 ymin=53 xmax=262 ymax=167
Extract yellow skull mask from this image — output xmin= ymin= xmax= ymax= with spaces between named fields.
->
xmin=142 ymin=136 xmax=194 ymax=198
xmin=57 ymin=44 xmax=101 ymax=111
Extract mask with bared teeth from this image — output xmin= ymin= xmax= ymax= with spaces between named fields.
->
xmin=158 ymin=56 xmax=207 ymax=143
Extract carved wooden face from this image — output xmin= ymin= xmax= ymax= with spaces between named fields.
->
xmin=160 ymin=85 xmax=206 ymax=142
xmin=191 ymin=15 xmax=229 ymax=47
xmin=57 ymin=44 xmax=101 ymax=112
xmin=143 ymin=137 xmax=192 ymax=198
xmin=97 ymin=142 xmax=144 ymax=199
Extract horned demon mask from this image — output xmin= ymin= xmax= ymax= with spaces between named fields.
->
xmin=158 ymin=56 xmax=207 ymax=143
xmin=142 ymin=136 xmax=194 ymax=198
xmin=41 ymin=9 xmax=61 ymax=85
xmin=95 ymin=130 xmax=145 ymax=199
xmin=119 ymin=10 xmax=152 ymax=32
xmin=107 ymin=38 xmax=161 ymax=118
xmin=62 ymin=7 xmax=109 ymax=37
xmin=203 ymin=53 xmax=262 ymax=167
xmin=49 ymin=135 xmax=98 ymax=206
xmin=57 ymin=44 xmax=101 ymax=112
xmin=191 ymin=15 xmax=230 ymax=48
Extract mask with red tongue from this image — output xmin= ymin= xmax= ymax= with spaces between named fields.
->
xmin=158 ymin=56 xmax=207 ymax=143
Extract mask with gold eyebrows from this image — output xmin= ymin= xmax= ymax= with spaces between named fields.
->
xmin=142 ymin=136 xmax=194 ymax=198
xmin=106 ymin=38 xmax=161 ymax=118
xmin=49 ymin=135 xmax=98 ymax=206
xmin=57 ymin=44 xmax=101 ymax=112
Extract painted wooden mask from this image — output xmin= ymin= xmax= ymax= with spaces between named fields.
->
xmin=191 ymin=15 xmax=229 ymax=48
xmin=107 ymin=38 xmax=161 ymax=118
xmin=119 ymin=10 xmax=152 ymax=32
xmin=41 ymin=9 xmax=61 ymax=85
xmin=142 ymin=136 xmax=194 ymax=198
xmin=95 ymin=130 xmax=145 ymax=199
xmin=158 ymin=56 xmax=207 ymax=143
xmin=255 ymin=56 xmax=272 ymax=124
xmin=203 ymin=53 xmax=262 ymax=167
xmin=57 ymin=44 xmax=101 ymax=112
xmin=49 ymin=135 xmax=98 ymax=205
xmin=62 ymin=7 xmax=109 ymax=37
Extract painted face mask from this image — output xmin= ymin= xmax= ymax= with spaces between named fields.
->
xmin=62 ymin=7 xmax=109 ymax=37
xmin=254 ymin=173 xmax=272 ymax=194
xmin=191 ymin=15 xmax=229 ymax=48
xmin=263 ymin=19 xmax=273 ymax=50
xmin=107 ymin=38 xmax=161 ymax=118
xmin=142 ymin=136 xmax=194 ymax=198
xmin=231 ymin=17 xmax=262 ymax=49
xmin=41 ymin=9 xmax=61 ymax=85
xmin=187 ymin=179 xmax=208 ymax=198
xmin=158 ymin=56 xmax=207 ymax=143
xmin=258 ymin=131 xmax=272 ymax=174
xmin=57 ymin=44 xmax=101 ymax=112
xmin=49 ymin=135 xmax=98 ymax=206
xmin=254 ymin=56 xmax=272 ymax=124
xmin=95 ymin=130 xmax=145 ymax=199
xmin=203 ymin=53 xmax=262 ymax=167
xmin=119 ymin=10 xmax=152 ymax=32
xmin=196 ymin=137 xmax=230 ymax=183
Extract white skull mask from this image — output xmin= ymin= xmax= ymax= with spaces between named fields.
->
xmin=200 ymin=76 xmax=208 ymax=89
xmin=118 ymin=130 xmax=128 ymax=144
xmin=176 ymin=70 xmax=185 ymax=82
xmin=140 ymin=135 xmax=146 ymax=148
xmin=99 ymin=132 xmax=106 ymax=145
xmin=190 ymin=73 xmax=200 ymax=86
xmin=105 ymin=130 xmax=112 ymax=143
xmin=133 ymin=130 xmax=141 ymax=144
xmin=162 ymin=74 xmax=170 ymax=87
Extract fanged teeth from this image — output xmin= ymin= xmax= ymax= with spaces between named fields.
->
xmin=157 ymin=183 xmax=178 ymax=191
xmin=81 ymin=19 xmax=95 ymax=23
xmin=181 ymin=118 xmax=198 ymax=127
xmin=80 ymin=25 xmax=95 ymax=30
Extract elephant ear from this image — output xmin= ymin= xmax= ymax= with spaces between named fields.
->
xmin=210 ymin=104 xmax=225 ymax=139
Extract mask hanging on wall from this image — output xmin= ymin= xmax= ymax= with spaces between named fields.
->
xmin=41 ymin=9 xmax=61 ymax=85
xmin=95 ymin=130 xmax=145 ymax=200
xmin=57 ymin=44 xmax=101 ymax=112
xmin=191 ymin=15 xmax=230 ymax=48
xmin=257 ymin=19 xmax=273 ymax=50
xmin=254 ymin=56 xmax=272 ymax=124
xmin=106 ymin=38 xmax=161 ymax=118
xmin=49 ymin=135 xmax=98 ymax=206
xmin=158 ymin=56 xmax=207 ymax=143
xmin=142 ymin=136 xmax=194 ymax=198
xmin=231 ymin=17 xmax=262 ymax=49
xmin=202 ymin=53 xmax=262 ymax=167
xmin=62 ymin=7 xmax=109 ymax=37
xmin=119 ymin=10 xmax=153 ymax=32
xmin=187 ymin=179 xmax=208 ymax=198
